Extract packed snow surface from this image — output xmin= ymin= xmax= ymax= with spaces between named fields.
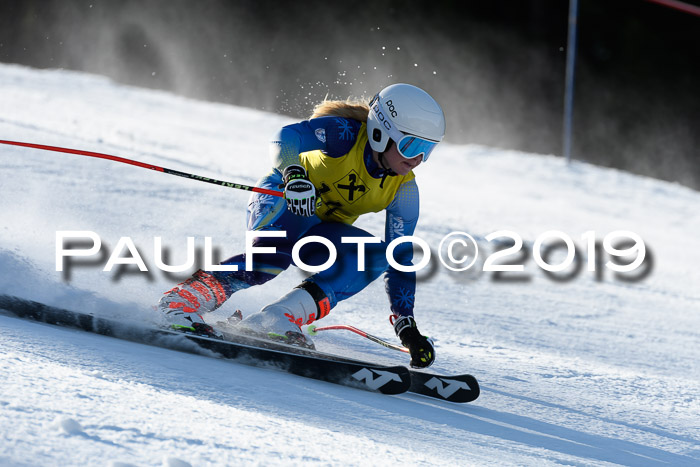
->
xmin=1 ymin=64 xmax=699 ymax=466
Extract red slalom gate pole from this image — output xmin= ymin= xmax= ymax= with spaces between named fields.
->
xmin=307 ymin=324 xmax=410 ymax=353
xmin=646 ymin=0 xmax=700 ymax=17
xmin=0 ymin=140 xmax=284 ymax=198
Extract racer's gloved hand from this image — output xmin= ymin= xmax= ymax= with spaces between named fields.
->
xmin=393 ymin=315 xmax=435 ymax=368
xmin=283 ymin=164 xmax=316 ymax=217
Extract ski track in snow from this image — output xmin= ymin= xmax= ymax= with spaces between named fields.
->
xmin=1 ymin=64 xmax=699 ymax=466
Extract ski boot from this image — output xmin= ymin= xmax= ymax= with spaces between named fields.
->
xmin=158 ymin=270 xmax=227 ymax=337
xmin=237 ymin=282 xmax=331 ymax=350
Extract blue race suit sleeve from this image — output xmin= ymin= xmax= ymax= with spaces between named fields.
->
xmin=383 ymin=178 xmax=420 ymax=317
xmin=270 ymin=116 xmax=363 ymax=170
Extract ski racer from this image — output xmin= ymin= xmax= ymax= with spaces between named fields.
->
xmin=157 ymin=83 xmax=445 ymax=368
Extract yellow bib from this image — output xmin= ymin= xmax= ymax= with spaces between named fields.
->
xmin=299 ymin=123 xmax=415 ymax=224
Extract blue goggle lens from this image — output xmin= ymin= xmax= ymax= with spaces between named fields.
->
xmin=397 ymin=135 xmax=438 ymax=162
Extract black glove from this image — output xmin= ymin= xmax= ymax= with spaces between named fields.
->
xmin=283 ymin=164 xmax=316 ymax=217
xmin=393 ymin=315 xmax=435 ymax=368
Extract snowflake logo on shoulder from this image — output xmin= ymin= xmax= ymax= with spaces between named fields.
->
xmin=336 ymin=118 xmax=354 ymax=140
xmin=395 ymin=288 xmax=415 ymax=309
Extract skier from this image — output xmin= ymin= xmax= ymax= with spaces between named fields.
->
xmin=158 ymin=83 xmax=445 ymax=368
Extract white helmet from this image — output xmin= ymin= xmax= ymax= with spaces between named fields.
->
xmin=366 ymin=83 xmax=445 ymax=161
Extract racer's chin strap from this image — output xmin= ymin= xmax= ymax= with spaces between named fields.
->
xmin=377 ymin=151 xmax=396 ymax=189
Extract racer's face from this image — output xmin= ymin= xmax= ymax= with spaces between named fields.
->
xmin=381 ymin=141 xmax=422 ymax=176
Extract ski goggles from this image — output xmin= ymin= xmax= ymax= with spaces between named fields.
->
xmin=395 ymin=135 xmax=438 ymax=162
xmin=369 ymin=94 xmax=439 ymax=162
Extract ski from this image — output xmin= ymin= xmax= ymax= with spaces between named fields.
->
xmin=215 ymin=317 xmax=479 ymax=403
xmin=305 ymin=323 xmax=480 ymax=402
xmin=0 ymin=294 xmax=480 ymax=402
xmin=0 ymin=295 xmax=410 ymax=395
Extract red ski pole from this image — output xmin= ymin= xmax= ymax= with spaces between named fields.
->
xmin=307 ymin=324 xmax=409 ymax=353
xmin=0 ymin=140 xmax=284 ymax=198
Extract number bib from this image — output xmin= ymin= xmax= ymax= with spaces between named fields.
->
xmin=299 ymin=123 xmax=415 ymax=224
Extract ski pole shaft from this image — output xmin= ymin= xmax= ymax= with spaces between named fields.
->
xmin=307 ymin=324 xmax=409 ymax=354
xmin=0 ymin=139 xmax=284 ymax=198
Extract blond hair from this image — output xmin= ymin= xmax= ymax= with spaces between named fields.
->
xmin=310 ymin=97 xmax=370 ymax=122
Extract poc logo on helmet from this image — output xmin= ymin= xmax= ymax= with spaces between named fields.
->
xmin=371 ymin=102 xmax=393 ymax=133
xmin=385 ymin=99 xmax=398 ymax=118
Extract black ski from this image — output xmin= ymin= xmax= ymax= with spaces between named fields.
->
xmin=215 ymin=321 xmax=479 ymax=402
xmin=0 ymin=295 xmax=480 ymax=402
xmin=214 ymin=320 xmax=480 ymax=403
xmin=0 ymin=295 xmax=410 ymax=395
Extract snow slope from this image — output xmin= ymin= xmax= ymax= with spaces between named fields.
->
xmin=1 ymin=63 xmax=699 ymax=466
